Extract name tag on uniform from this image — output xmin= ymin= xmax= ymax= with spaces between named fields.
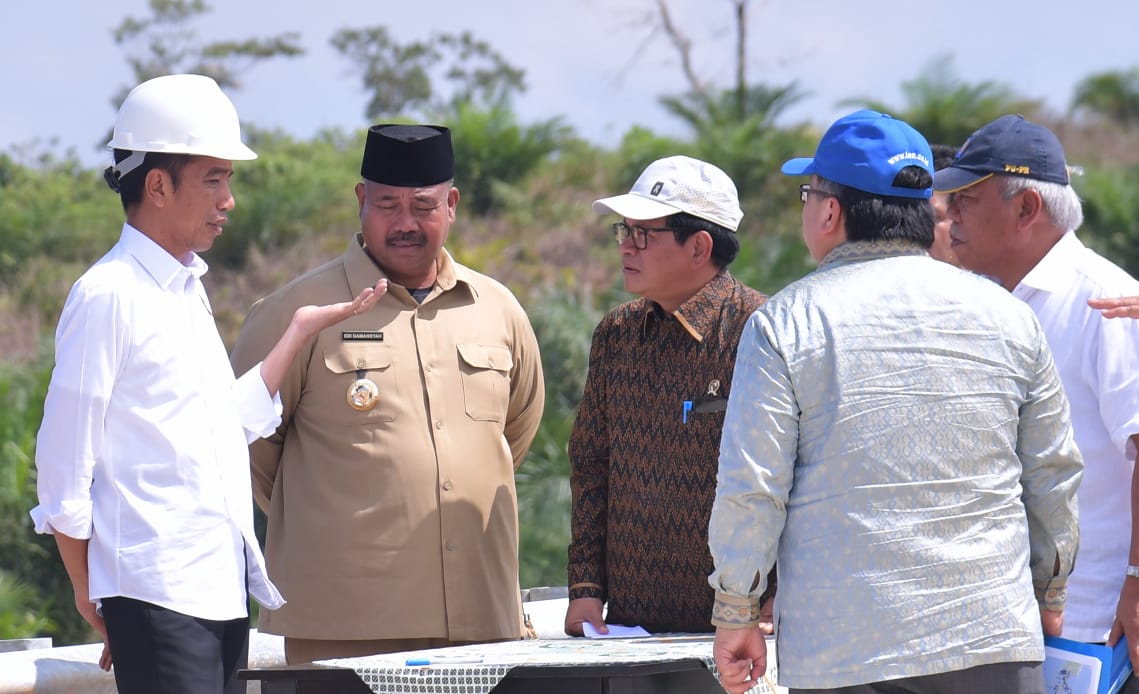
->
xmin=342 ymin=331 xmax=384 ymax=341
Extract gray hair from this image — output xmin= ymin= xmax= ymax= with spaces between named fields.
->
xmin=999 ymin=176 xmax=1083 ymax=233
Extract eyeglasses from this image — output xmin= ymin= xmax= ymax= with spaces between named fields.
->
xmin=799 ymin=184 xmax=834 ymax=204
xmin=612 ymin=221 xmax=677 ymax=250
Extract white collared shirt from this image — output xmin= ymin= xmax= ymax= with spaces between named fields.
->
xmin=31 ymin=224 xmax=284 ymax=621
xmin=1014 ymin=231 xmax=1139 ymax=642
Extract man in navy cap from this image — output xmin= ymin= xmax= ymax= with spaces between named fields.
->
xmin=709 ymin=110 xmax=1082 ymax=693
xmin=231 ymin=124 xmax=545 ymax=664
xmin=937 ymin=114 xmax=1139 ymax=687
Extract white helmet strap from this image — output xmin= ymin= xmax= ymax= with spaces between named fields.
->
xmin=114 ymin=150 xmax=148 ymax=179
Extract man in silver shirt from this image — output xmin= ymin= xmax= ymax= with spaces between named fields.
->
xmin=708 ymin=110 xmax=1083 ymax=694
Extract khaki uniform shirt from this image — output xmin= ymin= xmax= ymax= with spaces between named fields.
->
xmin=230 ymin=235 xmax=545 ymax=641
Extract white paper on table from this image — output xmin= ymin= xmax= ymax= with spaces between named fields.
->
xmin=583 ymin=622 xmax=650 ymax=638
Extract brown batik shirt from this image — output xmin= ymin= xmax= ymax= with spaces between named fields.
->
xmin=567 ymin=269 xmax=767 ymax=633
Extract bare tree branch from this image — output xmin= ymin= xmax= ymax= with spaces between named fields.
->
xmin=735 ymin=1 xmax=746 ymax=90
xmin=654 ymin=0 xmax=704 ymax=97
xmin=734 ymin=0 xmax=746 ymax=117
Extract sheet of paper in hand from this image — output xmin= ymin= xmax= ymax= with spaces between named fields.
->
xmin=583 ymin=623 xmax=650 ymax=638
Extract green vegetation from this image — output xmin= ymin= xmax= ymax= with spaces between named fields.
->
xmin=0 ymin=350 xmax=89 ymax=643
xmin=111 ymin=0 xmax=303 ymax=100
xmin=5 ymin=0 xmax=1139 ymax=645
xmin=843 ymin=55 xmax=1043 ymax=147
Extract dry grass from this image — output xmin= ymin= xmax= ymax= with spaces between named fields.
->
xmin=1053 ymin=119 xmax=1139 ymax=169
xmin=0 ymin=295 xmax=47 ymax=365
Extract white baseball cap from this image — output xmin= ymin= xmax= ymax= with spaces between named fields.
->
xmin=592 ymin=155 xmax=743 ymax=231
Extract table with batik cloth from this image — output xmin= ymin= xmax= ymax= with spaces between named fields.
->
xmin=240 ymin=634 xmax=785 ymax=694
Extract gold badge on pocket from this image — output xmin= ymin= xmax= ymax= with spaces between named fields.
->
xmin=347 ymin=377 xmax=380 ymax=411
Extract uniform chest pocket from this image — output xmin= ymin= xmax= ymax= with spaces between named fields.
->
xmin=456 ymin=343 xmax=512 ymax=422
xmin=322 ymin=344 xmax=397 ymax=423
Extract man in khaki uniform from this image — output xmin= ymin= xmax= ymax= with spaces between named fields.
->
xmin=231 ymin=124 xmax=545 ymax=664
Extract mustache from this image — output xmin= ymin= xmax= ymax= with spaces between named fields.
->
xmin=386 ymin=231 xmax=427 ymax=246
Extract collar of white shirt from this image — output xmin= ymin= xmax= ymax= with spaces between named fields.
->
xmin=1016 ymin=231 xmax=1081 ymax=295
xmin=121 ymin=223 xmax=208 ymax=293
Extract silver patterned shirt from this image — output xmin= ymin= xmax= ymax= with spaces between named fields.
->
xmin=708 ymin=240 xmax=1082 ymax=689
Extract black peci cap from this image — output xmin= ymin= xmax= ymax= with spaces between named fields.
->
xmin=360 ymin=124 xmax=454 ymax=187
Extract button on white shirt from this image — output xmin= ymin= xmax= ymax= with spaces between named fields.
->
xmin=31 ymin=224 xmax=284 ymax=621
xmin=1013 ymin=231 xmax=1139 ymax=642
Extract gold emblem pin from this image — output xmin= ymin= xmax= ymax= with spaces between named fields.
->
xmin=347 ymin=377 xmax=380 ymax=411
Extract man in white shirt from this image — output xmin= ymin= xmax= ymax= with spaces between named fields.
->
xmin=31 ymin=74 xmax=385 ymax=694
xmin=936 ymin=114 xmax=1139 ymax=690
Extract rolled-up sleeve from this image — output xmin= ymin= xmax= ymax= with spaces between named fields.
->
xmin=708 ymin=312 xmax=797 ymax=626
xmin=32 ymin=283 xmax=122 ymax=538
xmin=1089 ymin=298 xmax=1139 ymax=457
xmin=234 ymin=363 xmax=283 ymax=444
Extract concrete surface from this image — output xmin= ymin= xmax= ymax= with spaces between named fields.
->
xmin=0 ymin=593 xmax=572 ymax=693
xmin=0 ymin=629 xmax=283 ymax=694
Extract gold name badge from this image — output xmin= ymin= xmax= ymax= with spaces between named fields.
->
xmin=347 ymin=377 xmax=380 ymax=411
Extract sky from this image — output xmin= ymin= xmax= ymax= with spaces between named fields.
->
xmin=3 ymin=1 xmax=1138 ymax=168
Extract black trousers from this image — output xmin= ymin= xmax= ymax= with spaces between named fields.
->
xmin=790 ymin=661 xmax=1044 ymax=694
xmin=101 ymin=596 xmax=250 ymax=694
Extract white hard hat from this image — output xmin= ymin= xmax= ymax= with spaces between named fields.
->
xmin=107 ymin=74 xmax=257 ymax=179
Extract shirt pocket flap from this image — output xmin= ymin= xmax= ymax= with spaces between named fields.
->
xmin=457 ymin=343 xmax=513 ymax=373
xmin=323 ymin=344 xmax=393 ymax=374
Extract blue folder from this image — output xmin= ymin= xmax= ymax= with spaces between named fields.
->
xmin=1043 ymin=635 xmax=1131 ymax=694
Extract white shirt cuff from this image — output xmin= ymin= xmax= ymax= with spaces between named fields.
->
xmin=235 ymin=363 xmax=283 ymax=443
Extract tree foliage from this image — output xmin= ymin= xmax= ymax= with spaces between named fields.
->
xmin=1077 ymin=164 xmax=1139 ymax=280
xmin=110 ymin=0 xmax=303 ymax=107
xmin=210 ymin=127 xmax=363 ymax=268
xmin=0 ymin=572 xmax=55 ymax=639
xmin=670 ymin=85 xmax=813 ymax=195
xmin=9 ymin=3 xmax=1139 ymax=648
xmin=331 ymin=27 xmax=525 ymax=121
xmin=0 ymin=149 xmax=121 ymax=323
xmin=843 ymin=55 xmax=1041 ymax=147
xmin=640 ymin=0 xmax=818 ymax=290
xmin=0 ymin=351 xmax=93 ymax=644
xmin=1071 ymin=67 xmax=1139 ymax=128
xmin=646 ymin=0 xmax=812 ymax=193
xmin=446 ymin=101 xmax=574 ymax=216
xmin=515 ymin=293 xmax=603 ymax=588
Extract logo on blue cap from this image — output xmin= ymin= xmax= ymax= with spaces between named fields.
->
xmin=781 ymin=110 xmax=933 ymax=200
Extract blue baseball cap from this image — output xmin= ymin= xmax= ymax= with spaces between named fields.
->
xmin=933 ymin=114 xmax=1069 ymax=193
xmin=782 ymin=110 xmax=933 ymax=199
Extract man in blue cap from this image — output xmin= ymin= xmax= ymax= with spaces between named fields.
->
xmin=937 ymin=114 xmax=1139 ymax=689
xmin=708 ymin=110 xmax=1083 ymax=693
